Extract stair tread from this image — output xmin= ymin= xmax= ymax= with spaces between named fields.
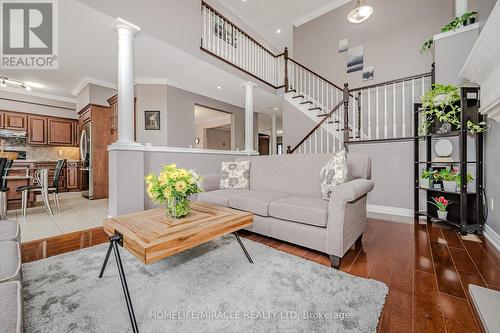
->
xmin=316 ymin=114 xmax=329 ymax=117
xmin=308 ymin=107 xmax=322 ymax=111
xmin=300 ymin=101 xmax=313 ymax=105
xmin=292 ymin=95 xmax=304 ymax=99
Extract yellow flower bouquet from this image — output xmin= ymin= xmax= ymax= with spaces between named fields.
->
xmin=145 ymin=164 xmax=202 ymax=218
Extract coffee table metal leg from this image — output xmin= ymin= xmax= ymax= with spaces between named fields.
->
xmin=98 ymin=241 xmax=113 ymax=278
xmin=233 ymin=232 xmax=254 ymax=264
xmin=99 ymin=233 xmax=139 ymax=333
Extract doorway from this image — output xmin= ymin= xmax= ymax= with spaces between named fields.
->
xmin=194 ymin=105 xmax=234 ymax=150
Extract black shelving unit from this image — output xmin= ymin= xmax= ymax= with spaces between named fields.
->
xmin=413 ymin=87 xmax=484 ymax=235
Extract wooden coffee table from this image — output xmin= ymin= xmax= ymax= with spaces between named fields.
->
xmin=98 ymin=201 xmax=253 ymax=333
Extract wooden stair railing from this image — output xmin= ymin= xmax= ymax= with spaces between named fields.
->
xmin=286 ymin=98 xmax=347 ymax=154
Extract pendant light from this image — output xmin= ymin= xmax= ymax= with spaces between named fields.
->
xmin=347 ymin=0 xmax=374 ymax=24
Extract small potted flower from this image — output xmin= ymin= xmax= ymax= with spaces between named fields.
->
xmin=435 ymin=168 xmax=458 ymax=192
xmin=420 ymin=169 xmax=436 ymax=189
xmin=145 ymin=163 xmax=202 ymax=219
xmin=429 ymin=196 xmax=450 ymax=220
xmin=456 ymin=172 xmax=474 ymax=190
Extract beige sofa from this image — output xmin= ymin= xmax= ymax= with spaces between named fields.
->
xmin=197 ymin=153 xmax=374 ymax=268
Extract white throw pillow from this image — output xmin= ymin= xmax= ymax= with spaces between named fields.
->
xmin=320 ymin=149 xmax=348 ymax=200
xmin=220 ymin=161 xmax=251 ymax=189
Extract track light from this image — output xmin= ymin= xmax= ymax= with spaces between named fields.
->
xmin=0 ymin=79 xmax=6 ymax=88
xmin=0 ymin=77 xmax=33 ymax=91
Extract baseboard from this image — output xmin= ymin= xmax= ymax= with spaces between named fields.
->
xmin=484 ymin=224 xmax=500 ymax=252
xmin=367 ymin=204 xmax=414 ymax=218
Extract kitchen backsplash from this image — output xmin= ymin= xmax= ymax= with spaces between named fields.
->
xmin=26 ymin=146 xmax=80 ymax=161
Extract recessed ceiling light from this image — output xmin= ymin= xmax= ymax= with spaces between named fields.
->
xmin=217 ymin=86 xmax=222 ymax=90
xmin=273 ymin=107 xmax=279 ymax=111
xmin=242 ymin=0 xmax=247 ymax=2
xmin=276 ymin=29 xmax=281 ymax=34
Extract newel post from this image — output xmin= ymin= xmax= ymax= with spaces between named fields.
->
xmin=343 ymin=83 xmax=350 ymax=149
xmin=284 ymin=47 xmax=289 ymax=92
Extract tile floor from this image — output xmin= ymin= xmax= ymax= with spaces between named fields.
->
xmin=7 ymin=192 xmax=109 ymax=242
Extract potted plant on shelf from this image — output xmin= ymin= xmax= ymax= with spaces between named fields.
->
xmin=435 ymin=168 xmax=458 ymax=192
xmin=145 ymin=163 xmax=202 ymax=219
xmin=420 ymin=169 xmax=436 ymax=188
xmin=456 ymin=172 xmax=474 ymax=189
xmin=420 ymin=11 xmax=477 ymax=53
xmin=419 ymin=84 xmax=489 ymax=135
xmin=429 ymin=196 xmax=451 ymax=220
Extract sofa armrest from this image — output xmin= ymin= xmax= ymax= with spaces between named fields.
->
xmin=330 ymin=179 xmax=374 ymax=203
xmin=201 ymin=174 xmax=221 ymax=192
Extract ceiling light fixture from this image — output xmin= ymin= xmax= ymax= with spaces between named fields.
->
xmin=276 ymin=29 xmax=281 ymax=34
xmin=347 ymin=0 xmax=373 ymax=24
xmin=0 ymin=76 xmax=33 ymax=91
xmin=216 ymin=86 xmax=222 ymax=90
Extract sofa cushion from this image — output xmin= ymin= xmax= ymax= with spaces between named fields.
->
xmin=0 ymin=281 xmax=23 ymax=333
xmin=0 ymin=220 xmax=20 ymax=242
xmin=197 ymin=189 xmax=244 ymax=207
xmin=0 ymin=241 xmax=21 ymax=283
xmin=220 ymin=161 xmax=250 ymax=189
xmin=269 ymin=196 xmax=329 ymax=227
xmin=228 ymin=190 xmax=289 ymax=216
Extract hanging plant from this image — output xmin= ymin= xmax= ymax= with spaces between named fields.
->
xmin=419 ymin=11 xmax=477 ymax=54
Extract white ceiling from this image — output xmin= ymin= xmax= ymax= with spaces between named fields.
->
xmin=217 ymin=0 xmax=350 ymax=51
xmin=0 ymin=0 xmax=292 ymax=116
xmin=194 ymin=105 xmax=231 ymax=124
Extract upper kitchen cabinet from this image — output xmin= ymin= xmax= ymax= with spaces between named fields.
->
xmin=0 ymin=112 xmax=4 ymax=128
xmin=27 ymin=116 xmax=48 ymax=145
xmin=48 ymin=118 xmax=74 ymax=146
xmin=5 ymin=112 xmax=27 ymax=130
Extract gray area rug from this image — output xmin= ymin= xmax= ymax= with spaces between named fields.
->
xmin=23 ymin=236 xmax=388 ymax=333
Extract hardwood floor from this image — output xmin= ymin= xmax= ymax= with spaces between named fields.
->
xmin=20 ymin=217 xmax=500 ymax=332
xmin=239 ymin=218 xmax=500 ymax=333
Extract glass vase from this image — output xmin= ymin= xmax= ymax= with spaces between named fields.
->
xmin=166 ymin=197 xmax=191 ymax=219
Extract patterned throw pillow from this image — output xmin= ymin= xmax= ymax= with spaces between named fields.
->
xmin=320 ymin=149 xmax=348 ymax=200
xmin=220 ymin=161 xmax=251 ymax=189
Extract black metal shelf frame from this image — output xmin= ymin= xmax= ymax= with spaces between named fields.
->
xmin=413 ymin=87 xmax=484 ymax=235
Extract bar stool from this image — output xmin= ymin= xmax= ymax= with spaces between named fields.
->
xmin=47 ymin=159 xmax=66 ymax=213
xmin=17 ymin=168 xmax=53 ymax=218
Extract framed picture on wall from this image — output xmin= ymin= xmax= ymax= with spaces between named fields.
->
xmin=145 ymin=111 xmax=160 ymax=130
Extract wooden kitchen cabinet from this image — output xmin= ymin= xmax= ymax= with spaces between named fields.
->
xmin=0 ymin=112 xmax=4 ymax=128
xmin=73 ymin=120 xmax=80 ymax=147
xmin=5 ymin=112 xmax=27 ymax=130
xmin=48 ymin=118 xmax=74 ymax=146
xmin=27 ymin=116 xmax=48 ymax=145
xmin=66 ymin=162 xmax=79 ymax=190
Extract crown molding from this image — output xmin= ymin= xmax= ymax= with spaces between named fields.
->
xmin=71 ymin=76 xmax=118 ymax=97
xmin=293 ymin=0 xmax=350 ymax=27
xmin=0 ymin=86 xmax=76 ymax=104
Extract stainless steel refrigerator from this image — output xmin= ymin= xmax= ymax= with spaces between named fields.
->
xmin=80 ymin=122 xmax=92 ymax=198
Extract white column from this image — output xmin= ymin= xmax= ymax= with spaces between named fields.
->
xmin=454 ymin=0 xmax=467 ymax=17
xmin=270 ymin=115 xmax=277 ymax=154
xmin=242 ymin=81 xmax=257 ymax=153
xmin=112 ymin=18 xmax=141 ymax=145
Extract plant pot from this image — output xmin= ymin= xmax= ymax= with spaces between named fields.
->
xmin=420 ymin=178 xmax=430 ymax=189
xmin=463 ymin=17 xmax=476 ymax=26
xmin=437 ymin=211 xmax=448 ymax=220
xmin=166 ymin=197 xmax=191 ymax=219
xmin=442 ymin=180 xmax=457 ymax=192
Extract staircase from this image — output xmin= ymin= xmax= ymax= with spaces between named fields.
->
xmin=200 ymin=2 xmax=433 ymax=154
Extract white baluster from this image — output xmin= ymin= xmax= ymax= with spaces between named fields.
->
xmin=376 ymin=86 xmax=380 ymax=139
xmin=367 ymin=88 xmax=371 ymax=140
xmin=412 ymin=78 xmax=415 ymax=135
xmin=402 ymin=80 xmax=406 ymax=137
xmin=393 ymin=83 xmax=396 ymax=138
xmin=320 ymin=126 xmax=324 ymax=153
xmin=384 ymin=85 xmax=388 ymax=139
